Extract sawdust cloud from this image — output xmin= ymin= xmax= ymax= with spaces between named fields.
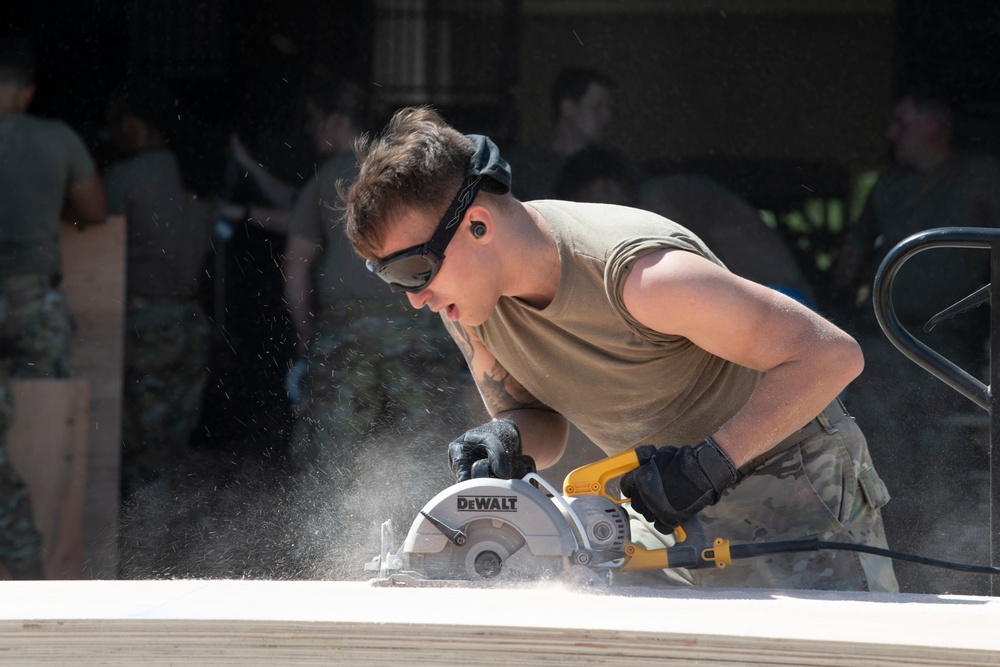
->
xmin=117 ymin=415 xmax=467 ymax=581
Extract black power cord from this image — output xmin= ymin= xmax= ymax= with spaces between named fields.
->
xmin=730 ymin=539 xmax=1000 ymax=575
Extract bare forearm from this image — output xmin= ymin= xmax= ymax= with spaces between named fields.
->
xmin=494 ymin=408 xmax=568 ymax=470
xmin=713 ymin=335 xmax=863 ymax=468
xmin=443 ymin=319 xmax=569 ymax=469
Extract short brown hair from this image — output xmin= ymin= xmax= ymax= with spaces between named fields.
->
xmin=345 ymin=106 xmax=474 ymax=261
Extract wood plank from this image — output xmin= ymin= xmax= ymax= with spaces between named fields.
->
xmin=60 ymin=215 xmax=126 ymax=579
xmin=0 ymin=580 xmax=999 ymax=665
xmin=4 ymin=380 xmax=89 ymax=579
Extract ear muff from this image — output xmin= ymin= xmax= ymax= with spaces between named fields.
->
xmin=471 ymin=222 xmax=487 ymax=238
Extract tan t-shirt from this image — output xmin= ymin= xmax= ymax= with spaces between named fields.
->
xmin=471 ymin=200 xmax=763 ymax=455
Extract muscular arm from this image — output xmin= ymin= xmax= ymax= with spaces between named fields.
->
xmin=444 ymin=319 xmax=569 ymax=469
xmin=283 ymin=234 xmax=319 ymax=356
xmin=65 ymin=173 xmax=108 ymax=226
xmin=622 ymin=249 xmax=863 ymax=468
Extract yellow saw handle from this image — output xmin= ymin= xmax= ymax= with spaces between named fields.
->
xmin=561 ymin=449 xmax=687 ymax=544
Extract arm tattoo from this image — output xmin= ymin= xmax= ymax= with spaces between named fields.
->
xmin=480 ymin=361 xmax=546 ymax=414
xmin=443 ymin=319 xmax=475 ymax=366
xmin=443 ymin=319 xmax=544 ymax=415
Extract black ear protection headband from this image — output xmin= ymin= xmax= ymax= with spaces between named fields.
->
xmin=366 ymin=135 xmax=511 ymax=293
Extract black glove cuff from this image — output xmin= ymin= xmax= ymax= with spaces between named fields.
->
xmin=695 ymin=436 xmax=742 ymax=494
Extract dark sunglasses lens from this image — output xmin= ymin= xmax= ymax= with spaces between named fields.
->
xmin=376 ymin=254 xmax=437 ymax=292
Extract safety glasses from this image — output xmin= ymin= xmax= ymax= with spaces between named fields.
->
xmin=367 ymin=175 xmax=484 ymax=293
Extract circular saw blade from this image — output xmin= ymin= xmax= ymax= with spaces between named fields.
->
xmin=407 ymin=518 xmax=563 ymax=582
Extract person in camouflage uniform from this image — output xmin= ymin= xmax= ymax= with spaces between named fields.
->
xmin=278 ymin=79 xmax=464 ymax=474
xmin=102 ymin=81 xmax=212 ymax=500
xmin=344 ymin=107 xmax=897 ymax=593
xmin=0 ymin=38 xmax=107 ymax=578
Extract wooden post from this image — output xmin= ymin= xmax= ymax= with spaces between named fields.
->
xmin=5 ymin=380 xmax=90 ymax=579
xmin=60 ymin=216 xmax=127 ymax=578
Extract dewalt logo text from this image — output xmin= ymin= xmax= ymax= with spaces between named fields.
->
xmin=456 ymin=495 xmax=518 ymax=512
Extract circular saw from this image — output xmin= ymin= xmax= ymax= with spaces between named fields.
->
xmin=365 ymin=450 xmax=729 ymax=586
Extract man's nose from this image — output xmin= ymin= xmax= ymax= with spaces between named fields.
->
xmin=407 ymin=290 xmax=430 ymax=309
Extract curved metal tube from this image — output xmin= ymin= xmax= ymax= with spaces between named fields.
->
xmin=872 ymin=227 xmax=997 ymax=413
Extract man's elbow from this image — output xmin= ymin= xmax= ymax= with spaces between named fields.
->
xmin=832 ymin=333 xmax=865 ymax=386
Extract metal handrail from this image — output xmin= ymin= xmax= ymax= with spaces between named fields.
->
xmin=873 ymin=227 xmax=995 ymax=411
xmin=872 ymin=226 xmax=1000 ymax=596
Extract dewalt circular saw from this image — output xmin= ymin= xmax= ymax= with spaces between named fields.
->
xmin=365 ymin=448 xmax=1000 ymax=586
xmin=365 ymin=450 xmax=727 ymax=586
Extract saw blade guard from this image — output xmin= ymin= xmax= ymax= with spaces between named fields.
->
xmin=402 ymin=477 xmax=578 ymax=558
xmin=386 ymin=477 xmax=580 ymax=581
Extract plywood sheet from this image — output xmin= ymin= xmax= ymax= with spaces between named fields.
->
xmin=0 ymin=580 xmax=999 ymax=665
xmin=60 ymin=215 xmax=126 ymax=578
xmin=5 ymin=380 xmax=89 ymax=579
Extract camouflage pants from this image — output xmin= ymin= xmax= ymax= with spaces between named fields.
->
xmin=628 ymin=410 xmax=899 ymax=592
xmin=0 ymin=274 xmax=73 ymax=570
xmin=290 ymin=301 xmax=466 ymax=474
xmin=121 ymin=298 xmax=211 ymax=500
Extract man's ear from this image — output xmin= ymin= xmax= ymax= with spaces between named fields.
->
xmin=467 ymin=204 xmax=495 ymax=241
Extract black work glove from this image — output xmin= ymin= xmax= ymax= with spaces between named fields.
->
xmin=619 ymin=437 xmax=743 ymax=534
xmin=447 ymin=419 xmax=537 ymax=482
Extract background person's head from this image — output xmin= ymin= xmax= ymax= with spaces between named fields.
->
xmin=549 ymin=67 xmax=614 ymax=154
xmin=0 ymin=37 xmax=36 ymax=115
xmin=104 ymin=80 xmax=176 ymax=156
xmin=886 ymin=92 xmax=952 ymax=173
xmin=302 ymin=77 xmax=368 ymax=157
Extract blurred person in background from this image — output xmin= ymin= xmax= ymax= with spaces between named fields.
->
xmin=0 ymin=36 xmax=106 ymax=579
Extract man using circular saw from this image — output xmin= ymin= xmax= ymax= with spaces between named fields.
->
xmin=343 ymin=106 xmax=898 ymax=592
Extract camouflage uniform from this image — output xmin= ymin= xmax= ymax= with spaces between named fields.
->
xmin=628 ymin=409 xmax=898 ymax=592
xmin=120 ymin=298 xmax=211 ymax=499
xmin=291 ymin=299 xmax=466 ymax=473
xmin=0 ymin=274 xmax=73 ymax=577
